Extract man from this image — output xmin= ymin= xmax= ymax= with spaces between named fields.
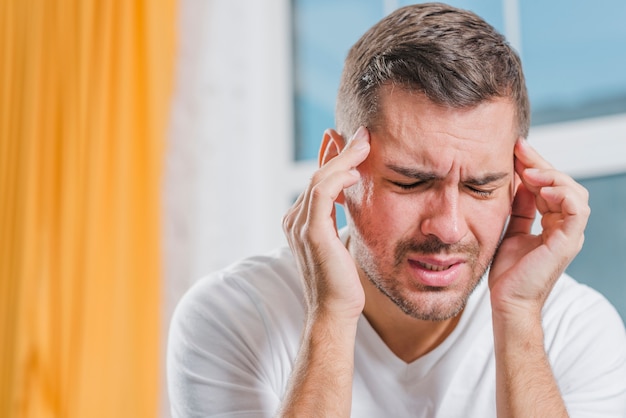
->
xmin=168 ymin=3 xmax=626 ymax=417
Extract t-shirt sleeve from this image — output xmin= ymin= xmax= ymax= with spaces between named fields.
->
xmin=544 ymin=279 xmax=626 ymax=417
xmin=167 ymin=272 xmax=291 ymax=418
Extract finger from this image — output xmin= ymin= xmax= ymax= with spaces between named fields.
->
xmin=521 ymin=167 xmax=580 ymax=189
xmin=539 ymin=185 xmax=588 ymax=216
xmin=534 ymin=181 xmax=589 ymax=256
xmin=520 ymin=168 xmax=588 ymax=215
xmin=282 ymin=190 xmax=307 ymax=233
xmin=296 ymin=126 xmax=370 ymax=230
xmin=541 ymin=208 xmax=588 ymax=259
xmin=504 ymin=182 xmax=537 ymax=237
xmin=514 ymin=138 xmax=553 ymax=171
xmin=307 ymin=169 xmax=361 ymax=232
xmin=514 ymin=162 xmax=548 ymax=214
xmin=318 ymin=126 xmax=370 ymax=180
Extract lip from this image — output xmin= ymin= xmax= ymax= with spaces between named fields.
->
xmin=407 ymin=256 xmax=465 ymax=288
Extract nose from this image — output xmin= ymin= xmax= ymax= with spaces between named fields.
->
xmin=419 ymin=187 xmax=468 ymax=244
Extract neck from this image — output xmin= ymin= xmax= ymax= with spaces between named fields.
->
xmin=361 ymin=274 xmax=462 ymax=363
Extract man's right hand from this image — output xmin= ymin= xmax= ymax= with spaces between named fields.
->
xmin=278 ymin=126 xmax=370 ymax=417
xmin=282 ymin=126 xmax=371 ymax=323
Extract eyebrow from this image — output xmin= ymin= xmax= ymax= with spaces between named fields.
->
xmin=386 ymin=164 xmax=509 ymax=185
xmin=387 ymin=164 xmax=440 ymax=181
xmin=464 ymin=172 xmax=510 ymax=186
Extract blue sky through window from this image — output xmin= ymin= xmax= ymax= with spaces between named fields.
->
xmin=293 ymin=0 xmax=626 ymax=160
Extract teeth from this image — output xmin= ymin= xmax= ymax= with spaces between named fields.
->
xmin=421 ymin=262 xmax=451 ymax=271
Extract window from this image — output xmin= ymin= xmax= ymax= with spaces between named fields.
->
xmin=568 ymin=173 xmax=626 ymax=320
xmin=289 ymin=0 xmax=626 ymax=321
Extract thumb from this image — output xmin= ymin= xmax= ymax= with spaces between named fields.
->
xmin=504 ymin=182 xmax=536 ymax=238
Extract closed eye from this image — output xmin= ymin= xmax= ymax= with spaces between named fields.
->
xmin=391 ymin=181 xmax=424 ymax=190
xmin=466 ymin=186 xmax=494 ymax=198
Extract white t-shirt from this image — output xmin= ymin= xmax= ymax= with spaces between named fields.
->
xmin=167 ymin=244 xmax=626 ymax=417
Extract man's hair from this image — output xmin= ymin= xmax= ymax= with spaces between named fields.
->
xmin=336 ymin=2 xmax=530 ymax=138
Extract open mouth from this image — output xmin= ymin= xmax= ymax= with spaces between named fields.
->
xmin=419 ymin=262 xmax=454 ymax=272
xmin=407 ymin=257 xmax=465 ymax=287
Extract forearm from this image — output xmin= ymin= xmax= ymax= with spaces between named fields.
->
xmin=277 ymin=314 xmax=358 ymax=417
xmin=492 ymin=311 xmax=568 ymax=418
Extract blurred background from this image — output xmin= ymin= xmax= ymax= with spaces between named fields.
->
xmin=1 ymin=0 xmax=624 ymax=416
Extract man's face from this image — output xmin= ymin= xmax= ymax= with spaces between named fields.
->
xmin=344 ymin=86 xmax=518 ymax=321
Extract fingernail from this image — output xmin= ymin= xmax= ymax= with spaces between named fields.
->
xmin=520 ymin=138 xmax=533 ymax=149
xmin=350 ymin=126 xmax=369 ymax=149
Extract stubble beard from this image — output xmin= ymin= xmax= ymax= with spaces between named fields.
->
xmin=352 ymin=229 xmax=495 ymax=322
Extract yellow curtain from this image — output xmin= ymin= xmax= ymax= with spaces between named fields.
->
xmin=0 ymin=0 xmax=175 ymax=416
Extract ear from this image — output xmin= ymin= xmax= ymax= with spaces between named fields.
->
xmin=318 ymin=128 xmax=349 ymax=205
xmin=318 ymin=128 xmax=347 ymax=168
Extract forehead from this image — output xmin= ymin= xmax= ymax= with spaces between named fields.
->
xmin=370 ymin=87 xmax=517 ymax=173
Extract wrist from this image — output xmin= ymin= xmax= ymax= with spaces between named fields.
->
xmin=490 ymin=290 xmax=543 ymax=323
xmin=306 ymin=296 xmax=364 ymax=325
xmin=491 ymin=304 xmax=566 ymax=418
xmin=305 ymin=308 xmax=361 ymax=339
xmin=280 ymin=304 xmax=358 ymax=417
xmin=491 ymin=301 xmax=545 ymax=354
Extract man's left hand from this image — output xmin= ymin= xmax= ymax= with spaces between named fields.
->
xmin=488 ymin=138 xmax=590 ymax=319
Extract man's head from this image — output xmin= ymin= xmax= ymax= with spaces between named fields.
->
xmin=323 ymin=3 xmax=528 ymax=322
xmin=336 ymin=2 xmax=529 ymax=140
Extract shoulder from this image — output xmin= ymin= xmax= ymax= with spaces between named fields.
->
xmin=169 ymin=245 xmax=305 ymax=353
xmin=543 ymin=273 xmax=624 ymax=336
xmin=176 ymin=246 xmax=304 ymax=320
xmin=543 ymin=273 xmax=626 ymax=413
xmin=542 ymin=272 xmax=625 ymax=354
xmin=167 ymin=246 xmax=305 ymax=415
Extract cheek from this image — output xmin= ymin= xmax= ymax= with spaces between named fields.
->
xmin=466 ymin=198 xmax=511 ymax=244
xmin=347 ymin=190 xmax=420 ymax=248
xmin=344 ymin=172 xmax=376 ymax=212
xmin=344 ymin=181 xmax=399 ymax=241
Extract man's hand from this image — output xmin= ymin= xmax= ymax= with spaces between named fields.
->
xmin=489 ymin=138 xmax=590 ymax=318
xmin=278 ymin=126 xmax=370 ymax=417
xmin=282 ymin=126 xmax=371 ymax=322
xmin=488 ymin=138 xmax=590 ymax=418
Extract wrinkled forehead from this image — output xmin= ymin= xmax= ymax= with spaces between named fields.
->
xmin=372 ymin=86 xmax=518 ymax=143
xmin=369 ymin=87 xmax=518 ymax=175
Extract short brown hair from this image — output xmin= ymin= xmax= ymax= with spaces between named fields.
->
xmin=336 ymin=2 xmax=529 ymax=138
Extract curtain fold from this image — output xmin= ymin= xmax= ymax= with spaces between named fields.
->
xmin=0 ymin=0 xmax=175 ymax=416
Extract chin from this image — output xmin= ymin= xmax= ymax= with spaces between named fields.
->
xmin=393 ymin=289 xmax=472 ymax=321
xmin=371 ymin=271 xmax=485 ymax=322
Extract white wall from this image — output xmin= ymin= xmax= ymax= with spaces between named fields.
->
xmin=162 ymin=0 xmax=293 ymax=416
xmin=529 ymin=114 xmax=626 ymax=179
